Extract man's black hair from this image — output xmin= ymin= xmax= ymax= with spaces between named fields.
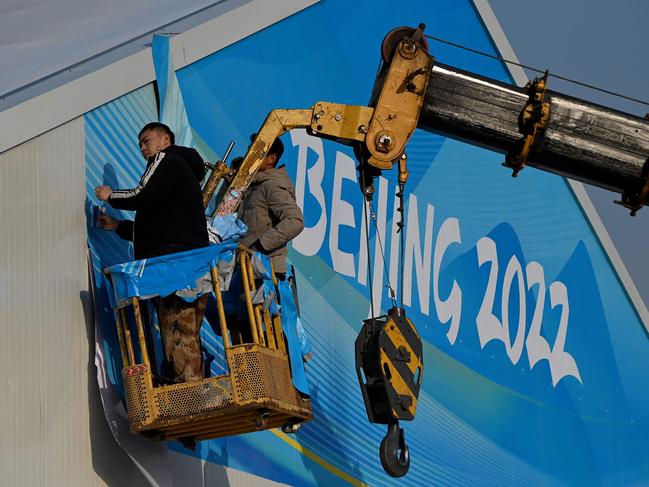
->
xmin=268 ymin=137 xmax=284 ymax=165
xmin=248 ymin=133 xmax=285 ymax=166
xmin=139 ymin=122 xmax=175 ymax=146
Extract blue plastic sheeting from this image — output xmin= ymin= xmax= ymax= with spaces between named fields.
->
xmin=105 ymin=242 xmax=237 ymax=308
xmin=105 ymin=243 xmax=311 ymax=394
xmin=278 ymin=275 xmax=310 ymax=396
xmin=218 ymin=251 xmax=311 ymax=395
xmin=253 ymin=254 xmax=310 ymax=396
xmin=207 ymin=213 xmax=248 ymax=243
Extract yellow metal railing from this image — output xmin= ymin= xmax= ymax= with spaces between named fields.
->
xmin=105 ymin=246 xmax=310 ymax=444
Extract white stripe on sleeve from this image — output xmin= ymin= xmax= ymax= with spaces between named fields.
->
xmin=110 ymin=151 xmax=166 ymax=200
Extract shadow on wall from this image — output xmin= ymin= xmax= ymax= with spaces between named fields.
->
xmin=80 ymin=288 xmax=151 ymax=486
xmin=81 ymin=229 xmax=233 ymax=484
xmin=166 ymin=446 xmax=232 ymax=486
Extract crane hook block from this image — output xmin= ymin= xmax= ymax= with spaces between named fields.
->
xmin=355 ymin=307 xmax=423 ymax=476
xmin=355 ymin=307 xmax=423 ymax=423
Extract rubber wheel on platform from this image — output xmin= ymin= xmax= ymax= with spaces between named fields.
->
xmin=281 ymin=422 xmax=302 ymax=434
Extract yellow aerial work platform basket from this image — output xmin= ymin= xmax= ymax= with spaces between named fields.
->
xmin=106 ymin=248 xmax=312 ymax=443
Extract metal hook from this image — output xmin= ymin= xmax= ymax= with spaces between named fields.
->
xmin=379 ymin=421 xmax=410 ymax=477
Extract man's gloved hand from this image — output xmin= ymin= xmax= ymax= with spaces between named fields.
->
xmin=97 ymin=214 xmax=119 ymax=231
xmin=239 ymin=235 xmax=263 ymax=252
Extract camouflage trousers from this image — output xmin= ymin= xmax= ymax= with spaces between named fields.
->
xmin=158 ymin=294 xmax=208 ymax=383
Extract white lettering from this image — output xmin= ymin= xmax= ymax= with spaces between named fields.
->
xmin=433 ymin=217 xmax=462 ymax=344
xmin=501 ymin=256 xmax=526 ymax=364
xmin=329 ymin=151 xmax=358 ymax=277
xmin=285 ymin=137 xmax=581 ymax=389
xmin=290 ymin=130 xmax=327 ymax=257
xmin=525 ymin=261 xmax=552 ymax=370
xmin=475 ymin=242 xmax=581 ymax=386
xmin=476 ymin=237 xmax=504 ymax=348
xmin=548 ymin=281 xmax=582 ymax=386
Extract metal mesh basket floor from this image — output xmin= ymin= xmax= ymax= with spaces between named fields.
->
xmin=122 ymin=345 xmax=312 ymax=441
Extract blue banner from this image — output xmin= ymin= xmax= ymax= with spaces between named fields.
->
xmin=85 ymin=0 xmax=649 ymax=484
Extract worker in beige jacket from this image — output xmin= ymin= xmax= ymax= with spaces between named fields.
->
xmin=238 ymin=137 xmax=304 ymax=278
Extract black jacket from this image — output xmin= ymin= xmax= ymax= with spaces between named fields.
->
xmin=109 ymin=145 xmax=209 ymax=260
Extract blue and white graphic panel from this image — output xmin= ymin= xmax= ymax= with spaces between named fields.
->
xmin=85 ymin=0 xmax=649 ymax=485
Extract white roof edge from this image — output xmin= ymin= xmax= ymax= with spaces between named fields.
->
xmin=473 ymin=0 xmax=649 ymax=332
xmin=0 ymin=0 xmax=318 ymax=154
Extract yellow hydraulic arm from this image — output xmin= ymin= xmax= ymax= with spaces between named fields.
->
xmin=202 ymin=24 xmax=431 ymax=215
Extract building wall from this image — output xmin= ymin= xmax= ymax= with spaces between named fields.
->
xmin=0 ymin=119 xmax=149 ymax=486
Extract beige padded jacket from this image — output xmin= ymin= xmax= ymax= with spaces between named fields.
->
xmin=238 ymin=166 xmax=304 ymax=274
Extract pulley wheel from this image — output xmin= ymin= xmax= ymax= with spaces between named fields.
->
xmin=381 ymin=26 xmax=429 ymax=63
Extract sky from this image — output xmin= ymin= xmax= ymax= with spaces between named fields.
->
xmin=488 ymin=0 xmax=649 ymax=304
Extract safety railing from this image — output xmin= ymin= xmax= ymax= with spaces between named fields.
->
xmin=105 ymin=246 xmax=311 ymax=443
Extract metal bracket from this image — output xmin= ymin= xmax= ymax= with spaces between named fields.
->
xmin=615 ymin=157 xmax=649 ymax=216
xmin=504 ymin=71 xmax=552 ymax=177
xmin=366 ymin=24 xmax=432 ymax=169
xmin=309 ymin=101 xmax=374 ymax=143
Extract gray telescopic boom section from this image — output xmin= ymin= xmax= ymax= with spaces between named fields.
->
xmin=416 ymin=61 xmax=649 ymax=200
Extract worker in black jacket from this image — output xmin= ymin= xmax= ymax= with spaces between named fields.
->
xmin=95 ymin=123 xmax=208 ymax=259
xmin=95 ymin=122 xmax=209 ymax=383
